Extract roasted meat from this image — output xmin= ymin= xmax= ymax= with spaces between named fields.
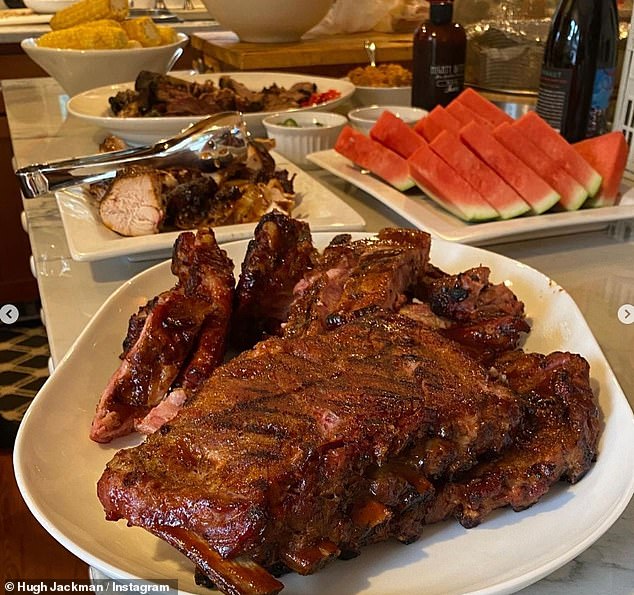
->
xmin=97 ymin=310 xmax=522 ymax=594
xmin=95 ymin=218 xmax=600 ymax=595
xmin=284 ymin=228 xmax=431 ymax=337
xmin=232 ymin=211 xmax=319 ymax=348
xmin=98 ymin=166 xmax=170 ymax=236
xmin=425 ymin=349 xmax=600 ymax=528
xmin=90 ymin=142 xmax=295 ymax=237
xmin=109 ymin=71 xmax=319 ymax=118
xmin=90 ymin=228 xmax=234 ymax=443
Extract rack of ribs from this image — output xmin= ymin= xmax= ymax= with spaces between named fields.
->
xmin=95 ymin=218 xmax=600 ymax=595
xmin=90 ymin=228 xmax=234 ymax=443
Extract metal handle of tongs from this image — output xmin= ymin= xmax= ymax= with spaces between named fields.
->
xmin=16 ymin=112 xmax=249 ymax=198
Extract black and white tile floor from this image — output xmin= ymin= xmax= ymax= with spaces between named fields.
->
xmin=0 ymin=317 xmax=50 ymax=448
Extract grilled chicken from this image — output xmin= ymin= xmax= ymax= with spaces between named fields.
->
xmin=98 ymin=166 xmax=169 ymax=237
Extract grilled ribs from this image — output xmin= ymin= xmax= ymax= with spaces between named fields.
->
xmin=232 ymin=211 xmax=319 ymax=349
xmin=90 ymin=228 xmax=234 ymax=443
xmin=95 ymin=218 xmax=600 ymax=595
xmin=98 ymin=311 xmax=522 ymax=594
xmin=284 ymin=228 xmax=431 ymax=337
xmin=425 ymin=349 xmax=600 ymax=528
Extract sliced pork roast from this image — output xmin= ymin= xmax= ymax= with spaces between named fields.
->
xmin=90 ymin=228 xmax=234 ymax=443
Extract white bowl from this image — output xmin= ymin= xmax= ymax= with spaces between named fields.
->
xmin=200 ymin=0 xmax=333 ymax=42
xmin=20 ymin=33 xmax=188 ymax=97
xmin=353 ymin=85 xmax=412 ymax=107
xmin=262 ymin=111 xmax=347 ymax=167
xmin=23 ymin=0 xmax=76 ymax=13
xmin=348 ymin=105 xmax=427 ymax=136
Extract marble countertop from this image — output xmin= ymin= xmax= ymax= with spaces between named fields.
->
xmin=3 ymin=76 xmax=634 ymax=595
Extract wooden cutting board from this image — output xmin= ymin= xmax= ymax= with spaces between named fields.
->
xmin=190 ymin=31 xmax=414 ymax=76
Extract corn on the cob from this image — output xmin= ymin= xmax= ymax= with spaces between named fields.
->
xmin=120 ymin=16 xmax=161 ymax=47
xmin=37 ymin=24 xmax=129 ymax=50
xmin=156 ymin=25 xmax=178 ymax=45
xmin=50 ymin=0 xmax=129 ymax=31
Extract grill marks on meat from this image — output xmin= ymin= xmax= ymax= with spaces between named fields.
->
xmin=284 ymin=228 xmax=431 ymax=337
xmin=97 ymin=311 xmax=522 ymax=593
xmin=95 ymin=216 xmax=600 ymax=595
xmin=232 ymin=211 xmax=319 ymax=349
xmin=90 ymin=228 xmax=234 ymax=443
xmin=424 ymin=350 xmax=600 ymax=528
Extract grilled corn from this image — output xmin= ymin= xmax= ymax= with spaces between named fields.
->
xmin=157 ymin=25 xmax=178 ymax=45
xmin=37 ymin=23 xmax=129 ymax=50
xmin=120 ymin=16 xmax=161 ymax=47
xmin=50 ymin=0 xmax=129 ymax=31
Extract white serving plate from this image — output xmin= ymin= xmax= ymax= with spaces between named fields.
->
xmin=14 ymin=232 xmax=634 ymax=595
xmin=307 ymin=149 xmax=634 ymax=245
xmin=67 ymin=72 xmax=355 ymax=145
xmin=55 ymin=152 xmax=365 ymax=261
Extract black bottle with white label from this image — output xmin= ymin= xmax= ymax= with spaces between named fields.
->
xmin=411 ymin=0 xmax=466 ymax=110
xmin=536 ymin=0 xmax=618 ymax=142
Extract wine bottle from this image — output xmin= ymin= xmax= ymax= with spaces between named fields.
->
xmin=536 ymin=0 xmax=618 ymax=142
xmin=411 ymin=0 xmax=467 ymax=111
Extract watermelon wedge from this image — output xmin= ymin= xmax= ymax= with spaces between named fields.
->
xmin=446 ymin=100 xmax=493 ymax=129
xmin=414 ymin=105 xmax=461 ymax=142
xmin=455 ymin=87 xmax=513 ymax=127
xmin=430 ymin=130 xmax=530 ymax=219
xmin=370 ymin=110 xmax=426 ymax=158
xmin=408 ymin=143 xmax=500 ymax=221
xmin=513 ymin=111 xmax=602 ymax=197
xmin=493 ymin=122 xmax=588 ymax=211
xmin=460 ymin=121 xmax=560 ymax=214
xmin=573 ymin=131 xmax=629 ymax=207
xmin=335 ymin=125 xmax=415 ymax=191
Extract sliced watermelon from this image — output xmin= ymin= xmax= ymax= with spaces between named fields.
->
xmin=335 ymin=125 xmax=415 ymax=191
xmin=414 ymin=105 xmax=461 ymax=142
xmin=408 ymin=142 xmax=500 ymax=221
xmin=494 ymin=122 xmax=588 ymax=211
xmin=573 ymin=131 xmax=629 ymax=207
xmin=370 ymin=110 xmax=426 ymax=158
xmin=455 ymin=87 xmax=513 ymax=127
xmin=513 ymin=111 xmax=602 ymax=197
xmin=446 ymin=100 xmax=493 ymax=129
xmin=460 ymin=121 xmax=560 ymax=214
xmin=429 ymin=130 xmax=530 ymax=219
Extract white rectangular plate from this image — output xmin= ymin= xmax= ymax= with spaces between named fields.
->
xmin=56 ymin=154 xmax=365 ymax=261
xmin=14 ymin=232 xmax=634 ymax=595
xmin=307 ymin=149 xmax=634 ymax=245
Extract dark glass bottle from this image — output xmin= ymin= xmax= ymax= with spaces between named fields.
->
xmin=536 ymin=0 xmax=618 ymax=142
xmin=411 ymin=1 xmax=467 ymax=111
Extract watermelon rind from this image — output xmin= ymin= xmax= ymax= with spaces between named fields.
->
xmin=493 ymin=122 xmax=589 ymax=211
xmin=408 ymin=144 xmax=500 ymax=222
xmin=513 ymin=112 xmax=603 ymax=197
xmin=460 ymin=121 xmax=561 ymax=215
xmin=573 ymin=131 xmax=629 ymax=208
xmin=429 ymin=130 xmax=531 ymax=219
xmin=335 ymin=125 xmax=415 ymax=191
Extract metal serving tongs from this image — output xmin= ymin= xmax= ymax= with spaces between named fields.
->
xmin=16 ymin=111 xmax=249 ymax=199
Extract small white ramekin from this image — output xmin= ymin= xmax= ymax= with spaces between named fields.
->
xmin=347 ymin=105 xmax=427 ymax=136
xmin=262 ymin=111 xmax=348 ymax=167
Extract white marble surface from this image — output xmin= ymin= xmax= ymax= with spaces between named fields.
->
xmin=3 ymin=76 xmax=634 ymax=595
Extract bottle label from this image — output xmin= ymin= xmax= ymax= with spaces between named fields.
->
xmin=429 ymin=63 xmax=465 ymax=97
xmin=586 ymin=67 xmax=616 ymax=137
xmin=536 ymin=67 xmax=573 ymax=133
